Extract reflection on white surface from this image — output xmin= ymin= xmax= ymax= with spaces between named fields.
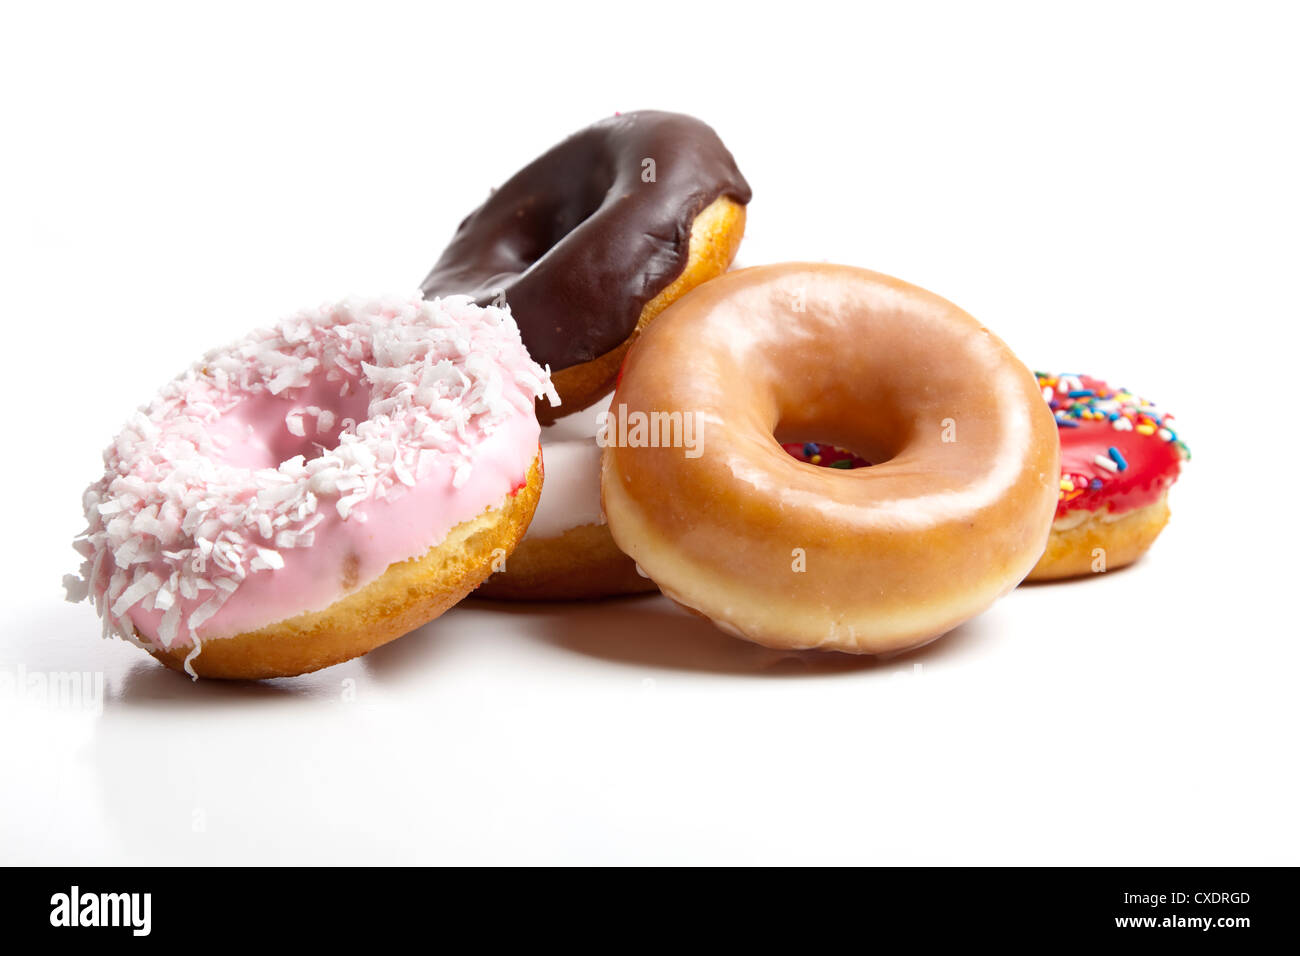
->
xmin=6 ymin=516 xmax=1299 ymax=866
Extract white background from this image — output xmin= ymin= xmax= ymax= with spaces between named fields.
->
xmin=2 ymin=1 xmax=1298 ymax=865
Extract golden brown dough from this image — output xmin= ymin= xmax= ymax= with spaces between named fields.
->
xmin=1026 ymin=494 xmax=1171 ymax=581
xmin=476 ymin=521 xmax=657 ymax=601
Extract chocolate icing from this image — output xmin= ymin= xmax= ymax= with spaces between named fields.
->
xmin=419 ymin=111 xmax=751 ymax=370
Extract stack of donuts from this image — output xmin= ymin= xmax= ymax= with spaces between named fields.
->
xmin=67 ymin=110 xmax=1189 ymax=678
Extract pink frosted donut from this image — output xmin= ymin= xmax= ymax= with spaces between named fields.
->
xmin=66 ymin=294 xmax=557 ymax=679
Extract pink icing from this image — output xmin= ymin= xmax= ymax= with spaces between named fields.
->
xmin=128 ymin=411 xmax=540 ymax=642
xmin=67 ymin=294 xmax=556 ymax=664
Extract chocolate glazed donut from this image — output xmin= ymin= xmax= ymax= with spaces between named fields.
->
xmin=420 ymin=111 xmax=751 ymax=422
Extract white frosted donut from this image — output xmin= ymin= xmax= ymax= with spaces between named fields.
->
xmin=526 ymin=394 xmax=611 ymax=539
xmin=477 ymin=393 xmax=656 ymax=600
xmin=66 ymin=294 xmax=556 ymax=678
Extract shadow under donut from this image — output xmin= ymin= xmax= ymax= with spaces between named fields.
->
xmin=6 ymin=606 xmax=341 ymax=709
xmin=462 ymin=593 xmax=994 ymax=677
xmin=108 ymin=658 xmax=356 ymax=712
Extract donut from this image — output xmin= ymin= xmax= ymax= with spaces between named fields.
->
xmin=420 ymin=110 xmax=751 ymax=424
xmin=477 ymin=393 xmax=657 ymax=601
xmin=601 ymin=263 xmax=1059 ymax=655
xmin=782 ymin=378 xmax=1189 ymax=582
xmin=64 ymin=294 xmax=556 ymax=679
xmin=1025 ymin=372 xmax=1189 ymax=580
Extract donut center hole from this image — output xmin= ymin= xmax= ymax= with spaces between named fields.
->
xmin=774 ymin=397 xmax=913 ymax=471
xmin=515 ymin=171 xmax=614 ymax=266
xmin=775 ymin=418 xmax=905 ymax=471
xmin=207 ymin=375 xmax=373 ymax=470
xmin=780 ymin=441 xmax=872 ymax=470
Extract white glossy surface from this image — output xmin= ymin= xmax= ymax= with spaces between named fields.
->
xmin=2 ymin=2 xmax=1298 ymax=865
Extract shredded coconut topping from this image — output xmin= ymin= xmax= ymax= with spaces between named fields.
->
xmin=67 ymin=293 xmax=557 ymax=653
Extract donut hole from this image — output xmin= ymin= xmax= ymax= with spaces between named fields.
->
xmin=774 ymin=412 xmax=907 ymax=472
xmin=207 ymin=376 xmax=373 ymax=471
xmin=511 ymin=169 xmax=614 ymax=267
xmin=779 ymin=440 xmax=872 ymax=470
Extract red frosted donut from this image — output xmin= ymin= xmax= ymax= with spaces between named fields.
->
xmin=1025 ymin=372 xmax=1189 ymax=580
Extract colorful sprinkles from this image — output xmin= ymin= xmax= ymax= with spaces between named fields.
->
xmin=782 ymin=442 xmax=871 ymax=470
xmin=1036 ymin=371 xmax=1189 ymax=508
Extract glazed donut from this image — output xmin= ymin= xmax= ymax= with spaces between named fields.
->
xmin=1025 ymin=372 xmax=1188 ymax=581
xmin=65 ymin=294 xmax=556 ymax=679
xmin=476 ymin=393 xmax=657 ymax=601
xmin=601 ymin=263 xmax=1059 ymax=655
xmin=420 ymin=110 xmax=751 ymax=423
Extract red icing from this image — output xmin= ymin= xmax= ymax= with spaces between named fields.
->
xmin=1042 ymin=373 xmax=1186 ymax=518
